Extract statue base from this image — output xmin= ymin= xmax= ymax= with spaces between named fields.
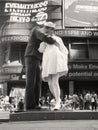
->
xmin=10 ymin=109 xmax=98 ymax=121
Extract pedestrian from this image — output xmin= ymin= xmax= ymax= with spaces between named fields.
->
xmin=38 ymin=22 xmax=68 ymax=110
xmin=91 ymin=92 xmax=97 ymax=111
xmin=17 ymin=98 xmax=24 ymax=112
xmin=25 ymin=21 xmax=56 ymax=110
xmin=84 ymin=91 xmax=91 ymax=110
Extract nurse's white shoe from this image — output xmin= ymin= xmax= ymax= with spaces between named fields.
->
xmin=53 ymin=99 xmax=61 ymax=111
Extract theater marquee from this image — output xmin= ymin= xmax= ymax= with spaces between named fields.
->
xmin=55 ymin=29 xmax=98 ymax=38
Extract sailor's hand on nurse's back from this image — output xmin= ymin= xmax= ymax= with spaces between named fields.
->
xmin=46 ymin=34 xmax=52 ymax=38
xmin=38 ymin=42 xmax=47 ymax=53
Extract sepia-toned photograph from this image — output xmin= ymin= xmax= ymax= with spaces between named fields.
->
xmin=0 ymin=0 xmax=98 ymax=129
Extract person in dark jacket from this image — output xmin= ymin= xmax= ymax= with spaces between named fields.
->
xmin=17 ymin=98 xmax=24 ymax=112
xmin=25 ymin=21 xmax=56 ymax=110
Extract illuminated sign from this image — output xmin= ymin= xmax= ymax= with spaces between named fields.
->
xmin=0 ymin=75 xmax=11 ymax=81
xmin=67 ymin=62 xmax=98 ymax=80
xmin=55 ymin=29 xmax=98 ymax=37
xmin=65 ymin=0 xmax=98 ymax=27
xmin=1 ymin=35 xmax=29 ymax=42
xmin=0 ymin=66 xmax=22 ymax=74
xmin=4 ymin=1 xmax=48 ymax=23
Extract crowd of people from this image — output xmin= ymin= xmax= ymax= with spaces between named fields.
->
xmin=0 ymin=95 xmax=24 ymax=113
xmin=39 ymin=91 xmax=98 ymax=111
xmin=0 ymin=91 xmax=98 ymax=112
xmin=62 ymin=91 xmax=98 ymax=111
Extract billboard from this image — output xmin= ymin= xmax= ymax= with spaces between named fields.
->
xmin=65 ymin=0 xmax=98 ymax=27
xmin=68 ymin=61 xmax=98 ymax=80
xmin=0 ymin=0 xmax=49 ymax=31
xmin=0 ymin=0 xmax=62 ymax=43
xmin=4 ymin=1 xmax=48 ymax=24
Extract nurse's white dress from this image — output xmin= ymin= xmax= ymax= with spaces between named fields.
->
xmin=38 ymin=35 xmax=68 ymax=81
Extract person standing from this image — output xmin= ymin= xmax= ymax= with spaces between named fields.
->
xmin=84 ymin=91 xmax=91 ymax=110
xmin=91 ymin=92 xmax=97 ymax=111
xmin=25 ymin=22 xmax=56 ymax=110
xmin=38 ymin=22 xmax=68 ymax=110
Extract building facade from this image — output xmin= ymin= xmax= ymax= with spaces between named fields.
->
xmin=0 ymin=0 xmax=63 ymax=96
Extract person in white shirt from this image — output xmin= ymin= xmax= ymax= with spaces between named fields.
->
xmin=38 ymin=22 xmax=68 ymax=110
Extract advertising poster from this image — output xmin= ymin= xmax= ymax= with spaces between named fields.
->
xmin=65 ymin=0 xmax=98 ymax=27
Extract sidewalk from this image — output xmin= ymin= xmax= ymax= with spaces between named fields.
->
xmin=0 ymin=111 xmax=10 ymax=121
xmin=0 ymin=120 xmax=98 ymax=130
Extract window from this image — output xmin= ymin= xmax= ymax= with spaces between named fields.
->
xmin=89 ymin=44 xmax=98 ymax=59
xmin=69 ymin=42 xmax=88 ymax=60
xmin=9 ymin=43 xmax=26 ymax=65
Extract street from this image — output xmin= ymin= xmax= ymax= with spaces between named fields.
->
xmin=0 ymin=120 xmax=98 ymax=130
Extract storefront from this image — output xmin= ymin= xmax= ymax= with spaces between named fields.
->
xmin=56 ymin=0 xmax=98 ymax=97
xmin=56 ymin=28 xmax=98 ymax=96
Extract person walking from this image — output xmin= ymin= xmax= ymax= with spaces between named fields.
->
xmin=38 ymin=22 xmax=68 ymax=110
xmin=25 ymin=22 xmax=56 ymax=110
